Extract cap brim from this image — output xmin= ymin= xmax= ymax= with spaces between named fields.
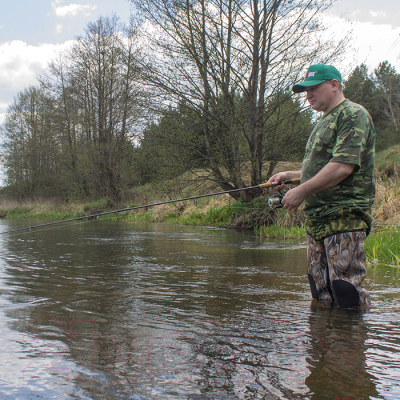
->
xmin=292 ymin=79 xmax=327 ymax=93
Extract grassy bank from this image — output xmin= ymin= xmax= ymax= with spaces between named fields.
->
xmin=0 ymin=157 xmax=399 ymax=266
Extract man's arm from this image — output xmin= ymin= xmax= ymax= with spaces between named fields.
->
xmin=281 ymin=162 xmax=355 ymax=211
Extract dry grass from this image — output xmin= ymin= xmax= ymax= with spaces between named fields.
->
xmin=0 ymin=198 xmax=85 ymax=216
xmin=0 ymin=159 xmax=399 ymax=229
xmin=372 ymin=176 xmax=400 ymax=228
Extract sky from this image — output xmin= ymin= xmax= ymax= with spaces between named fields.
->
xmin=0 ymin=0 xmax=400 ymax=125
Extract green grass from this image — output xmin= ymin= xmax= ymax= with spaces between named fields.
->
xmin=375 ymin=144 xmax=400 ymax=174
xmin=366 ymin=226 xmax=400 ymax=266
xmin=163 ymin=205 xmax=233 ymax=227
xmin=255 ymin=224 xmax=306 ymax=239
xmin=83 ymin=197 xmax=113 ymax=213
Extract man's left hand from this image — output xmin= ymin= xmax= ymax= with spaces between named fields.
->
xmin=281 ymin=187 xmax=306 ymax=211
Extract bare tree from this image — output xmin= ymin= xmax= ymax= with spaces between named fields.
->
xmin=374 ymin=61 xmax=400 ymax=133
xmin=42 ymin=15 xmax=147 ymax=201
xmin=2 ymin=86 xmax=59 ymax=198
xmin=2 ymin=15 xmax=149 ymax=201
xmin=131 ymin=0 xmax=346 ymax=200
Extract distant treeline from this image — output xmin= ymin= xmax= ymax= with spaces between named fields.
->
xmin=1 ymin=2 xmax=399 ymax=203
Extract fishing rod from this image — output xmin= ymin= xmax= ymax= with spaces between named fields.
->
xmin=0 ymin=178 xmax=300 ymax=235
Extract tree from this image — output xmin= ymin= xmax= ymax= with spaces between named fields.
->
xmin=343 ymin=64 xmax=382 ymax=123
xmin=137 ymin=101 xmax=206 ymax=184
xmin=65 ymin=15 xmax=146 ymax=201
xmin=2 ymin=86 xmax=60 ymax=199
xmin=374 ymin=61 xmax=400 ymax=134
xmin=2 ymin=15 xmax=148 ymax=202
xmin=263 ymin=91 xmax=313 ymax=176
xmin=40 ymin=15 xmax=148 ymax=201
xmin=344 ymin=63 xmax=400 ymax=151
xmin=130 ymin=0 xmax=347 ymax=201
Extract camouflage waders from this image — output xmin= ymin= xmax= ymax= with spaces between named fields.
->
xmin=307 ymin=231 xmax=371 ymax=307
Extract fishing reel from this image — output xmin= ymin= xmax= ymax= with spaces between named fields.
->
xmin=268 ymin=191 xmax=285 ymax=209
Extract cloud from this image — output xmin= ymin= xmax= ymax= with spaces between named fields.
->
xmin=0 ymin=40 xmax=72 ymax=89
xmin=321 ymin=12 xmax=400 ymax=75
xmin=55 ymin=23 xmax=64 ymax=34
xmin=51 ymin=0 xmax=97 ymax=18
xmin=369 ymin=10 xmax=388 ymax=19
xmin=0 ymin=40 xmax=74 ymax=123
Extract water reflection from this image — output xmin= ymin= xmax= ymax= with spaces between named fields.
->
xmin=305 ymin=305 xmax=378 ymax=399
xmin=0 ymin=220 xmax=398 ymax=399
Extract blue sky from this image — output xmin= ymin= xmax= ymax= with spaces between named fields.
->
xmin=0 ymin=0 xmax=133 ymax=45
xmin=0 ymin=0 xmax=400 ymax=124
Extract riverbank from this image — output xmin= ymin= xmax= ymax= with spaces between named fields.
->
xmin=1 ymin=149 xmax=400 ymax=266
xmin=0 ymin=174 xmax=399 ymax=266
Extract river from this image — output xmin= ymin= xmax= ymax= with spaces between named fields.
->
xmin=0 ymin=219 xmax=399 ymax=399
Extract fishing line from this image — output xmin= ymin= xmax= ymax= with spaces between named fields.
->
xmin=0 ymin=179 xmax=300 ymax=236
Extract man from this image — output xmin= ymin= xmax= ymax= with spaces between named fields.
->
xmin=268 ymin=64 xmax=375 ymax=308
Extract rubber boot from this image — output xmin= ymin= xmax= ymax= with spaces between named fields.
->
xmin=331 ymin=280 xmax=360 ymax=308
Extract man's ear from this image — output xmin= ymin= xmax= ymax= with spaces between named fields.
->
xmin=331 ymin=79 xmax=340 ymax=91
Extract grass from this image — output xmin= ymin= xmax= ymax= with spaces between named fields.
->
xmin=366 ymin=226 xmax=400 ymax=267
xmin=375 ymin=144 xmax=400 ymax=178
xmin=255 ymin=224 xmax=306 ymax=239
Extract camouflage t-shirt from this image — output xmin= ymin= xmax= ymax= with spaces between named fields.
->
xmin=301 ymin=99 xmax=375 ymax=243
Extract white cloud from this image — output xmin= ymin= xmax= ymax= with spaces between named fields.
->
xmin=322 ymin=12 xmax=400 ymax=75
xmin=0 ymin=40 xmax=75 ymax=123
xmin=55 ymin=23 xmax=64 ymax=34
xmin=51 ymin=0 xmax=97 ymax=18
xmin=0 ymin=102 xmax=9 ymax=124
xmin=369 ymin=10 xmax=388 ymax=19
xmin=0 ymin=40 xmax=73 ymax=89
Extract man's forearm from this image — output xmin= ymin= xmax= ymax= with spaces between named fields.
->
xmin=281 ymin=162 xmax=355 ymax=211
xmin=297 ymin=162 xmax=355 ymax=198
xmin=284 ymin=170 xmax=302 ymax=180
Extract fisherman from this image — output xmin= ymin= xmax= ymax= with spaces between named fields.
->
xmin=267 ymin=64 xmax=375 ymax=308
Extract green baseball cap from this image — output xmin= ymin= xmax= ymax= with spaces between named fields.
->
xmin=292 ymin=64 xmax=342 ymax=93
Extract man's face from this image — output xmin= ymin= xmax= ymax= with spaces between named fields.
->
xmin=305 ymin=80 xmax=337 ymax=114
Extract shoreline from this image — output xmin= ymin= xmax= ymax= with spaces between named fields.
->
xmin=0 ymin=200 xmax=398 ymax=268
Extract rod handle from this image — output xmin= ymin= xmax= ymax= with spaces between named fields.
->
xmin=258 ymin=178 xmax=300 ymax=189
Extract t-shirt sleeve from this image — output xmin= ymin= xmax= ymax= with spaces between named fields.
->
xmin=330 ymin=108 xmax=370 ymax=167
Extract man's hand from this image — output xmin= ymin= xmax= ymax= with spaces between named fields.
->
xmin=267 ymin=172 xmax=288 ymax=191
xmin=280 ymin=162 xmax=355 ymax=211
xmin=281 ymin=186 xmax=306 ymax=211
xmin=267 ymin=170 xmax=301 ymax=191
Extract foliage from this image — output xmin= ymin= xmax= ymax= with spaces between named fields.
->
xmin=135 ymin=101 xmax=206 ymax=184
xmin=344 ymin=62 xmax=400 ymax=152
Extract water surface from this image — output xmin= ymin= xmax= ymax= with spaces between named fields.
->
xmin=0 ymin=219 xmax=399 ymax=399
